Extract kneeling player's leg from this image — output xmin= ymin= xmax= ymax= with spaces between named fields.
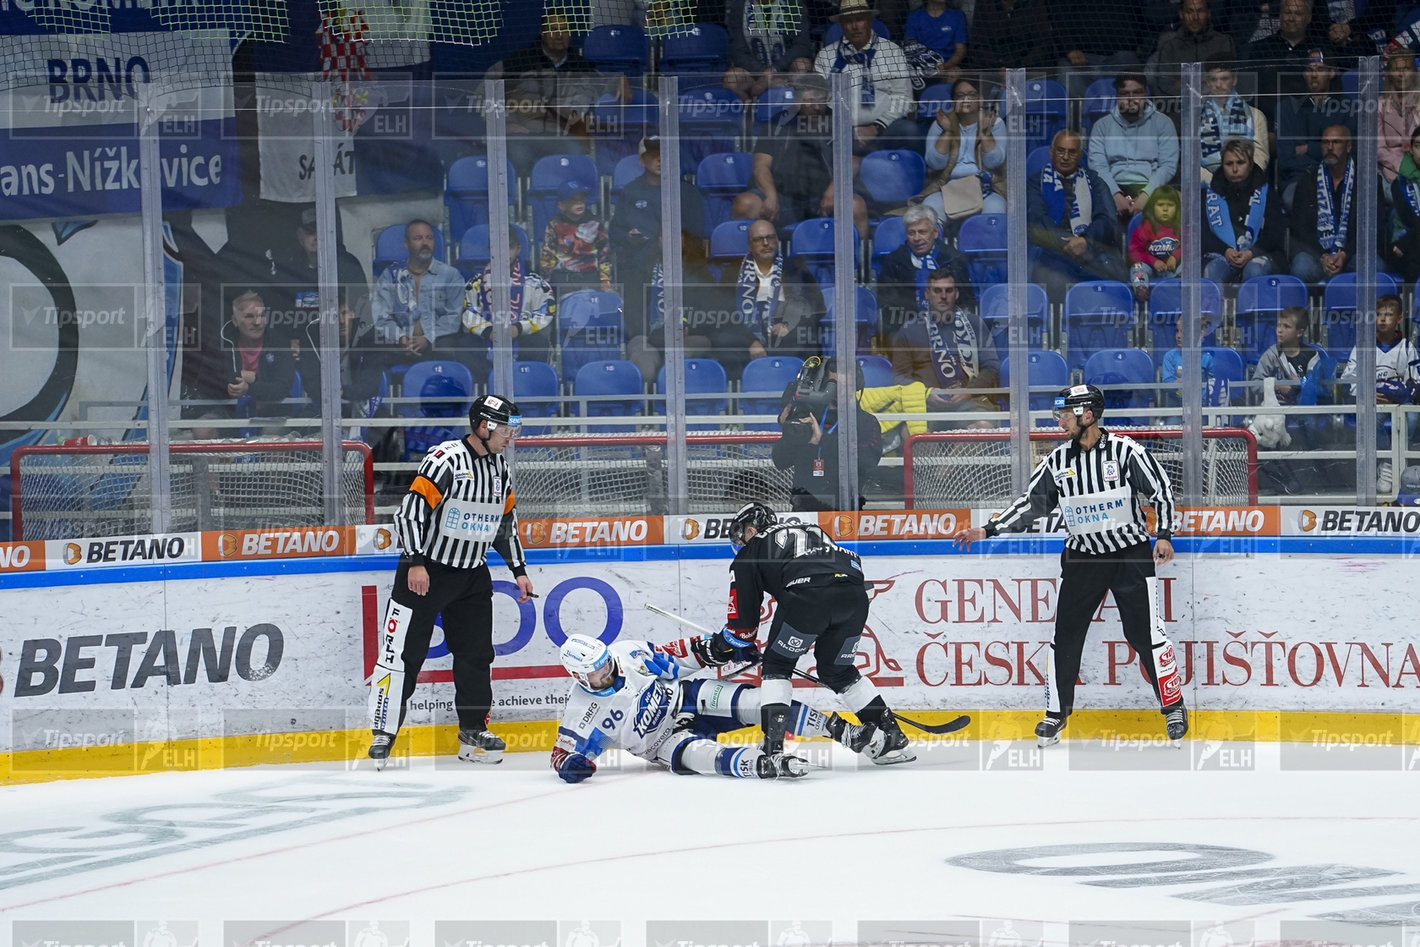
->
xmin=758 ymin=603 xmax=825 ymax=754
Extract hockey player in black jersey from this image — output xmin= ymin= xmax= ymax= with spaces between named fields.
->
xmin=700 ymin=501 xmax=917 ymax=770
xmin=952 ymin=384 xmax=1188 ymax=748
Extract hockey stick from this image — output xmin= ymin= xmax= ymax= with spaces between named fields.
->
xmin=643 ymin=604 xmax=972 ymax=736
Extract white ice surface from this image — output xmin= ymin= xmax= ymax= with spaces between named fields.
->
xmin=1 ymin=739 xmax=1417 ymax=947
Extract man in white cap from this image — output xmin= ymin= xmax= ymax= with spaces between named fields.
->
xmin=813 ymin=0 xmax=918 ymax=155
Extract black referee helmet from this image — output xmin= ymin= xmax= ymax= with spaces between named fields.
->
xmin=469 ymin=393 xmax=523 ymax=434
xmin=1053 ymin=384 xmax=1105 ymax=423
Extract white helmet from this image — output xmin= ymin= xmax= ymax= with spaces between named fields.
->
xmin=561 ymin=634 xmax=619 ymax=695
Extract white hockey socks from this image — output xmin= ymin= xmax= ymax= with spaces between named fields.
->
xmin=368 ymin=598 xmax=412 ymax=736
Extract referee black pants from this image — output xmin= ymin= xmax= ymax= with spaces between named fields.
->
xmin=390 ymin=559 xmax=496 ymax=732
xmin=1048 ymin=542 xmax=1167 ymax=716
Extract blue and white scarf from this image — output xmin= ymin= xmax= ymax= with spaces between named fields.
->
xmin=922 ymin=308 xmax=982 ymax=388
xmin=1316 ymin=158 xmax=1355 ymax=254
xmin=736 ymin=252 xmax=783 ymax=344
xmin=1201 ymin=94 xmax=1254 ymax=169
xmin=1041 ymin=164 xmax=1092 ymax=237
xmin=830 ymin=37 xmax=877 ymax=107
xmin=909 ymin=245 xmax=943 ymax=308
xmin=1205 ymin=182 xmax=1268 ymax=251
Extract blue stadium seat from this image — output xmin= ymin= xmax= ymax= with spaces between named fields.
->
xmin=1236 ymin=274 xmax=1309 ymax=362
xmin=590 ymin=88 xmax=659 ymax=178
xmin=788 ymin=217 xmax=860 ymax=289
xmin=610 ymin=153 xmax=645 ymax=207
xmin=1025 ymin=146 xmax=1052 ymax=181
xmin=679 ymin=88 xmax=744 ymax=176
xmin=373 ymin=224 xmax=446 ymax=276
xmin=1322 ymin=272 xmax=1400 ymax=364
xmin=445 ymin=155 xmax=516 ymax=244
xmin=513 ymin=360 xmax=560 ymax=436
xmin=656 ymin=357 xmax=730 ymax=421
xmin=870 ymin=216 xmax=907 ymax=277
xmin=979 ymin=282 xmax=1049 ymax=353
xmin=859 ymin=149 xmax=926 ymax=207
xmin=559 ymin=289 xmax=626 ymax=379
xmin=571 ymin=359 xmax=645 ymax=431
xmin=696 ymin=152 xmax=753 ymax=233
xmin=1083 ymin=348 xmax=1155 ymax=426
xmin=1081 ymin=76 xmax=1117 ymax=135
xmin=1064 ymin=280 xmax=1136 ymax=373
xmin=956 ymin=213 xmax=1007 ymax=288
xmin=398 ymin=361 xmax=474 ymax=461
xmin=455 ymin=223 xmax=531 ymax=279
xmin=740 ymin=355 xmax=803 ymax=425
xmin=1204 ymin=346 xmax=1246 ymax=409
xmin=754 ymin=85 xmax=797 ymax=132
xmin=1146 ymin=278 xmax=1223 ymax=363
xmin=1003 ymin=78 xmax=1069 ymax=154
xmin=1000 ymin=349 xmax=1069 ymax=425
xmin=916 ymin=82 xmax=954 ymax=128
xmin=821 ymin=285 xmax=878 ymax=354
xmin=857 ymin=354 xmax=893 ymax=389
xmin=660 ymin=23 xmax=729 ymax=76
xmin=708 ymin=218 xmax=752 ymax=281
xmin=528 ymin=153 xmax=601 ymax=249
xmin=583 ymin=24 xmax=650 ymax=77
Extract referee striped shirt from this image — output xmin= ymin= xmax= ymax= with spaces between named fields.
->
xmin=983 ymin=429 xmax=1177 ymax=554
xmin=393 ymin=436 xmax=528 ymax=573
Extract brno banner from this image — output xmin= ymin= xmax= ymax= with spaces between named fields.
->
xmin=0 ymin=28 xmax=239 ymax=220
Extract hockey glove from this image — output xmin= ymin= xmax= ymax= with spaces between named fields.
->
xmin=692 ymin=627 xmax=761 ymax=667
xmin=639 ymin=648 xmax=680 ymax=679
xmin=557 ymin=753 xmax=597 ymax=783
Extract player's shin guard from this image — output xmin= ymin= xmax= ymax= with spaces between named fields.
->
xmin=758 ymin=676 xmax=793 ymax=755
xmin=666 ymin=734 xmax=763 ymax=778
xmin=368 ymin=598 xmax=412 ymax=738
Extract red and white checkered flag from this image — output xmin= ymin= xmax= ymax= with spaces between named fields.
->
xmin=318 ymin=8 xmax=372 ymax=133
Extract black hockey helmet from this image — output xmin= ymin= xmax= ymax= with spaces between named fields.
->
xmin=468 ymin=393 xmax=523 ymax=435
xmin=1053 ymin=384 xmax=1105 ymax=425
xmin=729 ymin=501 xmax=778 ymax=552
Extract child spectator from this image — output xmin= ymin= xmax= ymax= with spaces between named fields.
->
xmin=541 ymin=180 xmax=612 ymax=294
xmin=1387 ymin=124 xmax=1420 ymax=282
xmin=1251 ymin=306 xmax=1334 ymax=492
xmin=1341 ymin=293 xmax=1420 ymax=492
xmin=904 ymin=0 xmax=968 ymax=83
xmin=1128 ymin=185 xmax=1182 ymax=301
xmin=1161 ymin=318 xmax=1214 ymax=407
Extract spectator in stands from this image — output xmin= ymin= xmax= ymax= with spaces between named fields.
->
xmin=890 ymin=268 xmax=999 ymax=425
xmin=904 ymin=0 xmax=968 ymax=82
xmin=1087 ymin=72 xmax=1180 ymax=228
xmin=1027 ymin=129 xmax=1129 ymax=302
xmin=876 ymin=204 xmax=974 ymax=340
xmin=184 ymin=289 xmax=298 ymax=437
xmin=296 ymin=291 xmax=388 ymax=426
xmin=1379 ymin=50 xmax=1420 ymax=183
xmin=486 ymin=12 xmax=599 ymax=174
xmin=1152 ymin=0 xmax=1235 ymax=100
xmin=1290 ymin=124 xmax=1383 ymax=284
xmin=773 ymin=356 xmax=884 ymax=511
xmin=812 ymin=0 xmax=920 ymax=155
xmin=1160 ymin=318 xmax=1215 ymax=407
xmin=733 ymin=73 xmax=870 ymax=236
xmin=371 ymin=219 xmax=466 ymax=362
xmin=1200 ymin=56 xmax=1270 ymax=181
xmin=724 ymin=0 xmax=815 ymax=102
xmin=1247 ymin=0 xmax=1334 ymax=109
xmin=541 ymin=180 xmax=613 ymax=294
xmin=611 ymin=136 xmax=707 ymax=356
xmin=1252 ymin=305 xmax=1334 ymax=463
xmin=967 ymin=0 xmax=1057 ymax=73
xmin=1223 ymin=0 xmax=1282 ymax=52
xmin=1202 ymin=137 xmax=1285 ymax=285
xmin=1128 ymin=185 xmax=1183 ymax=301
xmin=273 ymin=207 xmax=370 ymax=351
xmin=1275 ymin=49 xmax=1354 ymax=196
xmin=724 ymin=219 xmax=824 ymax=362
xmin=921 ymin=76 xmax=1007 ymax=222
xmin=1055 ymin=0 xmax=1143 ymax=69
xmin=463 ymin=223 xmax=557 ymax=378
xmin=640 ymin=229 xmax=721 ymax=382
xmin=1388 ymin=124 xmax=1420 ymax=281
xmin=1340 ymin=293 xmax=1420 ymax=492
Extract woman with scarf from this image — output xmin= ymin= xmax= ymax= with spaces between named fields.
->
xmin=724 ymin=0 xmax=815 ymax=102
xmin=1198 ymin=56 xmax=1269 ymax=183
xmin=1379 ymin=51 xmax=1420 ymax=183
xmin=922 ymin=76 xmax=1008 ymax=221
xmin=1388 ymin=124 xmax=1420 ymax=280
xmin=1201 ymin=137 xmax=1284 ymax=286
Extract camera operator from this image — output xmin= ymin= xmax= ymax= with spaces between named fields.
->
xmin=771 ymin=356 xmax=884 ymax=511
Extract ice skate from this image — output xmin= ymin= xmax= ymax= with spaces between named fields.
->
xmin=757 ymin=752 xmax=811 ymax=779
xmin=368 ymin=732 xmax=395 ymax=770
xmin=864 ymin=713 xmax=915 ymax=765
xmin=1035 ymin=712 xmax=1068 ymax=748
xmin=457 ymin=728 xmax=506 ymax=764
xmin=1164 ymin=703 xmax=1189 ymax=746
xmin=825 ymin=713 xmax=878 ymax=754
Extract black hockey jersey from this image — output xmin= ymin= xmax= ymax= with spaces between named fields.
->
xmin=725 ymin=522 xmax=863 ymax=634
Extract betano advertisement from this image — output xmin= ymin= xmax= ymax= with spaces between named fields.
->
xmin=1 ymin=509 xmax=1417 ymax=769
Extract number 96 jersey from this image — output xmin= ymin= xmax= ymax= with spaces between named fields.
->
xmin=553 ymin=639 xmax=699 ymax=764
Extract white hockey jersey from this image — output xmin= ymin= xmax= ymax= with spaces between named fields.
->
xmin=552 ymin=639 xmax=704 ymax=764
